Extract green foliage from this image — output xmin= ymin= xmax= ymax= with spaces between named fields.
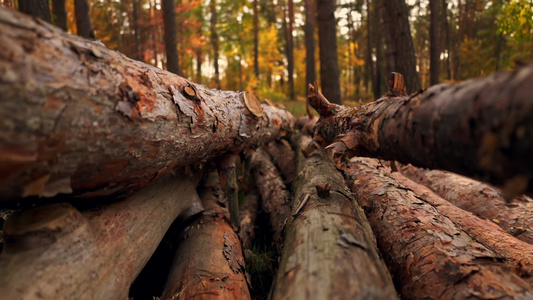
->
xmin=497 ymin=0 xmax=533 ymax=64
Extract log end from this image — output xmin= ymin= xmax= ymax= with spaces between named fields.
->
xmin=307 ymin=81 xmax=336 ymax=118
xmin=243 ymin=91 xmax=264 ymax=118
xmin=386 ymin=72 xmax=407 ymax=97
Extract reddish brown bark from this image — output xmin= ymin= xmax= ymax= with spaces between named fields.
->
xmin=0 ymin=8 xmax=294 ymax=201
xmin=264 ymin=139 xmax=297 ymax=183
xmin=239 ymin=191 xmax=259 ymax=250
xmin=0 ymin=173 xmax=203 ymax=299
xmin=400 ymin=164 xmax=533 ymax=244
xmin=342 ymin=157 xmax=533 ymax=299
xmin=271 ymin=135 xmax=398 ymax=299
xmin=309 ymin=64 xmax=533 ymax=196
xmin=251 ymin=148 xmax=291 ymax=252
xmin=161 ymin=173 xmax=250 ymax=300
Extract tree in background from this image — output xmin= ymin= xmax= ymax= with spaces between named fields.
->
xmin=52 ymin=0 xmax=67 ymax=31
xmin=429 ymin=0 xmax=440 ymax=85
xmin=75 ymin=0 xmax=93 ymax=38
xmin=304 ymin=0 xmax=316 ymax=88
xmin=162 ymin=0 xmax=179 ymax=74
xmin=317 ymin=0 xmax=342 ymax=104
xmin=18 ymin=0 xmax=51 ymax=22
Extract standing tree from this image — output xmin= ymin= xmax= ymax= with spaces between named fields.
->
xmin=287 ymin=0 xmax=295 ymax=100
xmin=304 ymin=0 xmax=316 ymax=86
xmin=162 ymin=0 xmax=179 ymax=74
xmin=131 ymin=0 xmax=143 ymax=61
xmin=18 ymin=0 xmax=51 ymax=23
xmin=383 ymin=0 xmax=420 ymax=93
xmin=365 ymin=0 xmax=376 ymax=97
xmin=253 ymin=0 xmax=259 ymax=79
xmin=429 ymin=0 xmax=440 ymax=85
xmin=74 ymin=0 xmax=93 ymax=38
xmin=51 ymin=0 xmax=67 ymax=31
xmin=210 ymin=0 xmax=220 ymax=88
xmin=317 ymin=0 xmax=342 ymax=104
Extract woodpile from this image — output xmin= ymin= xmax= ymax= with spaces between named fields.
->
xmin=1 ymin=7 xmax=532 ymax=300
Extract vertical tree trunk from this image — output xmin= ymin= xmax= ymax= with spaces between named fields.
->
xmin=196 ymin=49 xmax=202 ymax=83
xmin=74 ymin=0 xmax=93 ymax=38
xmin=131 ymin=0 xmax=143 ymax=61
xmin=51 ymin=0 xmax=67 ymax=31
xmin=429 ymin=0 xmax=440 ymax=85
xmin=253 ymin=0 xmax=259 ymax=79
xmin=374 ymin=0 xmax=383 ymax=97
xmin=162 ymin=0 xmax=179 ymax=75
xmin=317 ymin=0 xmax=342 ymax=104
xmin=381 ymin=1 xmax=396 ymax=75
xmin=304 ymin=0 xmax=317 ymax=86
xmin=383 ymin=0 xmax=420 ymax=93
xmin=18 ymin=0 xmax=51 ymax=23
xmin=366 ymin=0 xmax=376 ymax=98
xmin=441 ymin=0 xmax=451 ymax=80
xmin=210 ymin=0 xmax=220 ymax=89
xmin=287 ymin=0 xmax=295 ymax=100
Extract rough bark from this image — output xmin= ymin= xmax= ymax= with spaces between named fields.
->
xmin=429 ymin=0 xmax=440 ymax=85
xmin=51 ymin=0 xmax=67 ymax=31
xmin=239 ymin=191 xmax=259 ymax=250
xmin=0 ymin=8 xmax=295 ymax=201
xmin=304 ymin=0 xmax=316 ymax=86
xmin=162 ymin=0 xmax=179 ymax=75
xmin=317 ymin=0 xmax=342 ymax=104
xmin=251 ymin=148 xmax=291 ymax=252
xmin=18 ymin=0 xmax=51 ymax=23
xmin=383 ymin=0 xmax=420 ymax=93
xmin=308 ymin=64 xmax=533 ymax=196
xmin=400 ymin=164 xmax=533 ymax=244
xmin=74 ymin=0 xmax=93 ymax=38
xmin=271 ymin=135 xmax=398 ymax=300
xmin=342 ymin=157 xmax=533 ymax=299
xmin=217 ymin=154 xmax=240 ymax=230
xmin=161 ymin=173 xmax=250 ymax=300
xmin=0 ymin=173 xmax=203 ymax=300
xmin=264 ymin=139 xmax=297 ymax=183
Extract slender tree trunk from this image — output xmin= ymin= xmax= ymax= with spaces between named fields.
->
xmin=51 ymin=0 xmax=67 ymax=31
xmin=18 ymin=0 xmax=51 ymax=23
xmin=317 ymin=0 xmax=342 ymax=104
xmin=381 ymin=1 xmax=396 ymax=75
xmin=383 ymin=0 xmax=420 ymax=93
xmin=0 ymin=8 xmax=295 ymax=201
xmin=196 ymin=49 xmax=202 ymax=83
xmin=374 ymin=0 xmax=383 ymax=97
xmin=162 ymin=0 xmax=179 ymax=74
xmin=304 ymin=0 xmax=316 ymax=86
xmin=442 ymin=0 xmax=451 ymax=80
xmin=287 ymin=0 xmax=295 ymax=100
xmin=253 ymin=0 xmax=259 ymax=79
xmin=131 ymin=0 xmax=143 ymax=61
xmin=74 ymin=0 xmax=93 ymax=38
xmin=366 ymin=0 xmax=376 ymax=98
xmin=429 ymin=0 xmax=440 ymax=85
xmin=210 ymin=0 xmax=220 ymax=89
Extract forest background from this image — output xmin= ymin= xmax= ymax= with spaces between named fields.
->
xmin=2 ymin=0 xmax=533 ymax=115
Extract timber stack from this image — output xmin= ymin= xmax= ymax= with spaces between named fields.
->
xmin=1 ymin=7 xmax=532 ymax=300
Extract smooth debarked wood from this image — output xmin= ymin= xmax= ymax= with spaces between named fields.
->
xmin=400 ymin=164 xmax=533 ymax=244
xmin=342 ymin=157 xmax=533 ymax=299
xmin=0 ymin=7 xmax=294 ymax=201
xmin=270 ymin=135 xmax=398 ymax=300
xmin=0 ymin=173 xmax=203 ymax=300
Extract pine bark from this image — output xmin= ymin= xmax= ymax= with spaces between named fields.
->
xmin=74 ymin=0 xmax=93 ymax=38
xmin=308 ymin=64 xmax=533 ymax=196
xmin=18 ymin=0 xmax=51 ymax=23
xmin=271 ymin=135 xmax=398 ymax=299
xmin=161 ymin=173 xmax=251 ymax=300
xmin=342 ymin=157 xmax=533 ymax=299
xmin=0 ymin=173 xmax=203 ymax=300
xmin=304 ymin=0 xmax=316 ymax=86
xmin=0 ymin=8 xmax=295 ymax=201
xmin=317 ymin=0 xmax=342 ymax=104
xmin=264 ymin=139 xmax=297 ymax=183
xmin=429 ymin=0 xmax=440 ymax=85
xmin=51 ymin=0 xmax=67 ymax=31
xmin=400 ymin=164 xmax=533 ymax=244
xmin=383 ymin=0 xmax=420 ymax=93
xmin=162 ymin=0 xmax=179 ymax=74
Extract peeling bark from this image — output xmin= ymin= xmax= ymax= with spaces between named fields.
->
xmin=309 ymin=64 xmax=533 ymax=196
xmin=400 ymin=164 xmax=533 ymax=244
xmin=239 ymin=191 xmax=259 ymax=250
xmin=342 ymin=157 xmax=533 ymax=299
xmin=271 ymin=136 xmax=398 ymax=300
xmin=0 ymin=8 xmax=294 ymax=201
xmin=0 ymin=173 xmax=203 ymax=300
xmin=161 ymin=172 xmax=250 ymax=300
xmin=250 ymin=148 xmax=291 ymax=252
xmin=264 ymin=139 xmax=297 ymax=183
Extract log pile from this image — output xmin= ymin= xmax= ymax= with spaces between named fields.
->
xmin=1 ymin=7 xmax=532 ymax=300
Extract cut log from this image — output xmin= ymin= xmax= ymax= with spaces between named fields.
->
xmin=0 ymin=173 xmax=203 ymax=300
xmin=264 ymin=139 xmax=297 ymax=183
xmin=400 ymin=164 xmax=533 ymax=244
xmin=239 ymin=191 xmax=259 ymax=250
xmin=342 ymin=157 xmax=533 ymax=299
xmin=161 ymin=172 xmax=250 ymax=300
xmin=0 ymin=7 xmax=294 ymax=201
xmin=270 ymin=135 xmax=398 ymax=300
xmin=308 ymin=64 xmax=533 ymax=197
xmin=250 ymin=148 xmax=291 ymax=252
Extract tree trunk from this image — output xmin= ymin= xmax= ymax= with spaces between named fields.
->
xmin=399 ymin=164 xmax=533 ymax=244
xmin=251 ymin=148 xmax=291 ymax=252
xmin=18 ymin=0 xmax=51 ymax=23
xmin=366 ymin=0 xmax=376 ymax=98
xmin=287 ymin=0 xmax=295 ymax=100
xmin=308 ymin=65 xmax=533 ymax=197
xmin=304 ymin=0 xmax=316 ymax=86
xmin=0 ymin=173 xmax=204 ymax=300
xmin=317 ymin=0 xmax=342 ymax=104
xmin=131 ymin=0 xmax=143 ymax=61
xmin=253 ymin=0 xmax=259 ymax=79
xmin=161 ymin=172 xmax=251 ymax=300
xmin=380 ymin=1 xmax=396 ymax=75
xmin=429 ymin=0 xmax=440 ymax=85
xmin=264 ymin=139 xmax=297 ymax=183
xmin=51 ymin=0 xmax=67 ymax=31
xmin=383 ymin=0 xmax=420 ymax=93
xmin=74 ymin=0 xmax=93 ymax=38
xmin=0 ymin=8 xmax=295 ymax=201
xmin=210 ymin=0 xmax=220 ymax=89
xmin=271 ymin=135 xmax=398 ymax=299
xmin=239 ymin=191 xmax=259 ymax=250
xmin=342 ymin=157 xmax=533 ymax=299
xmin=162 ymin=0 xmax=179 ymax=74
xmin=373 ymin=0 xmax=383 ymax=97
xmin=441 ymin=0 xmax=451 ymax=80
